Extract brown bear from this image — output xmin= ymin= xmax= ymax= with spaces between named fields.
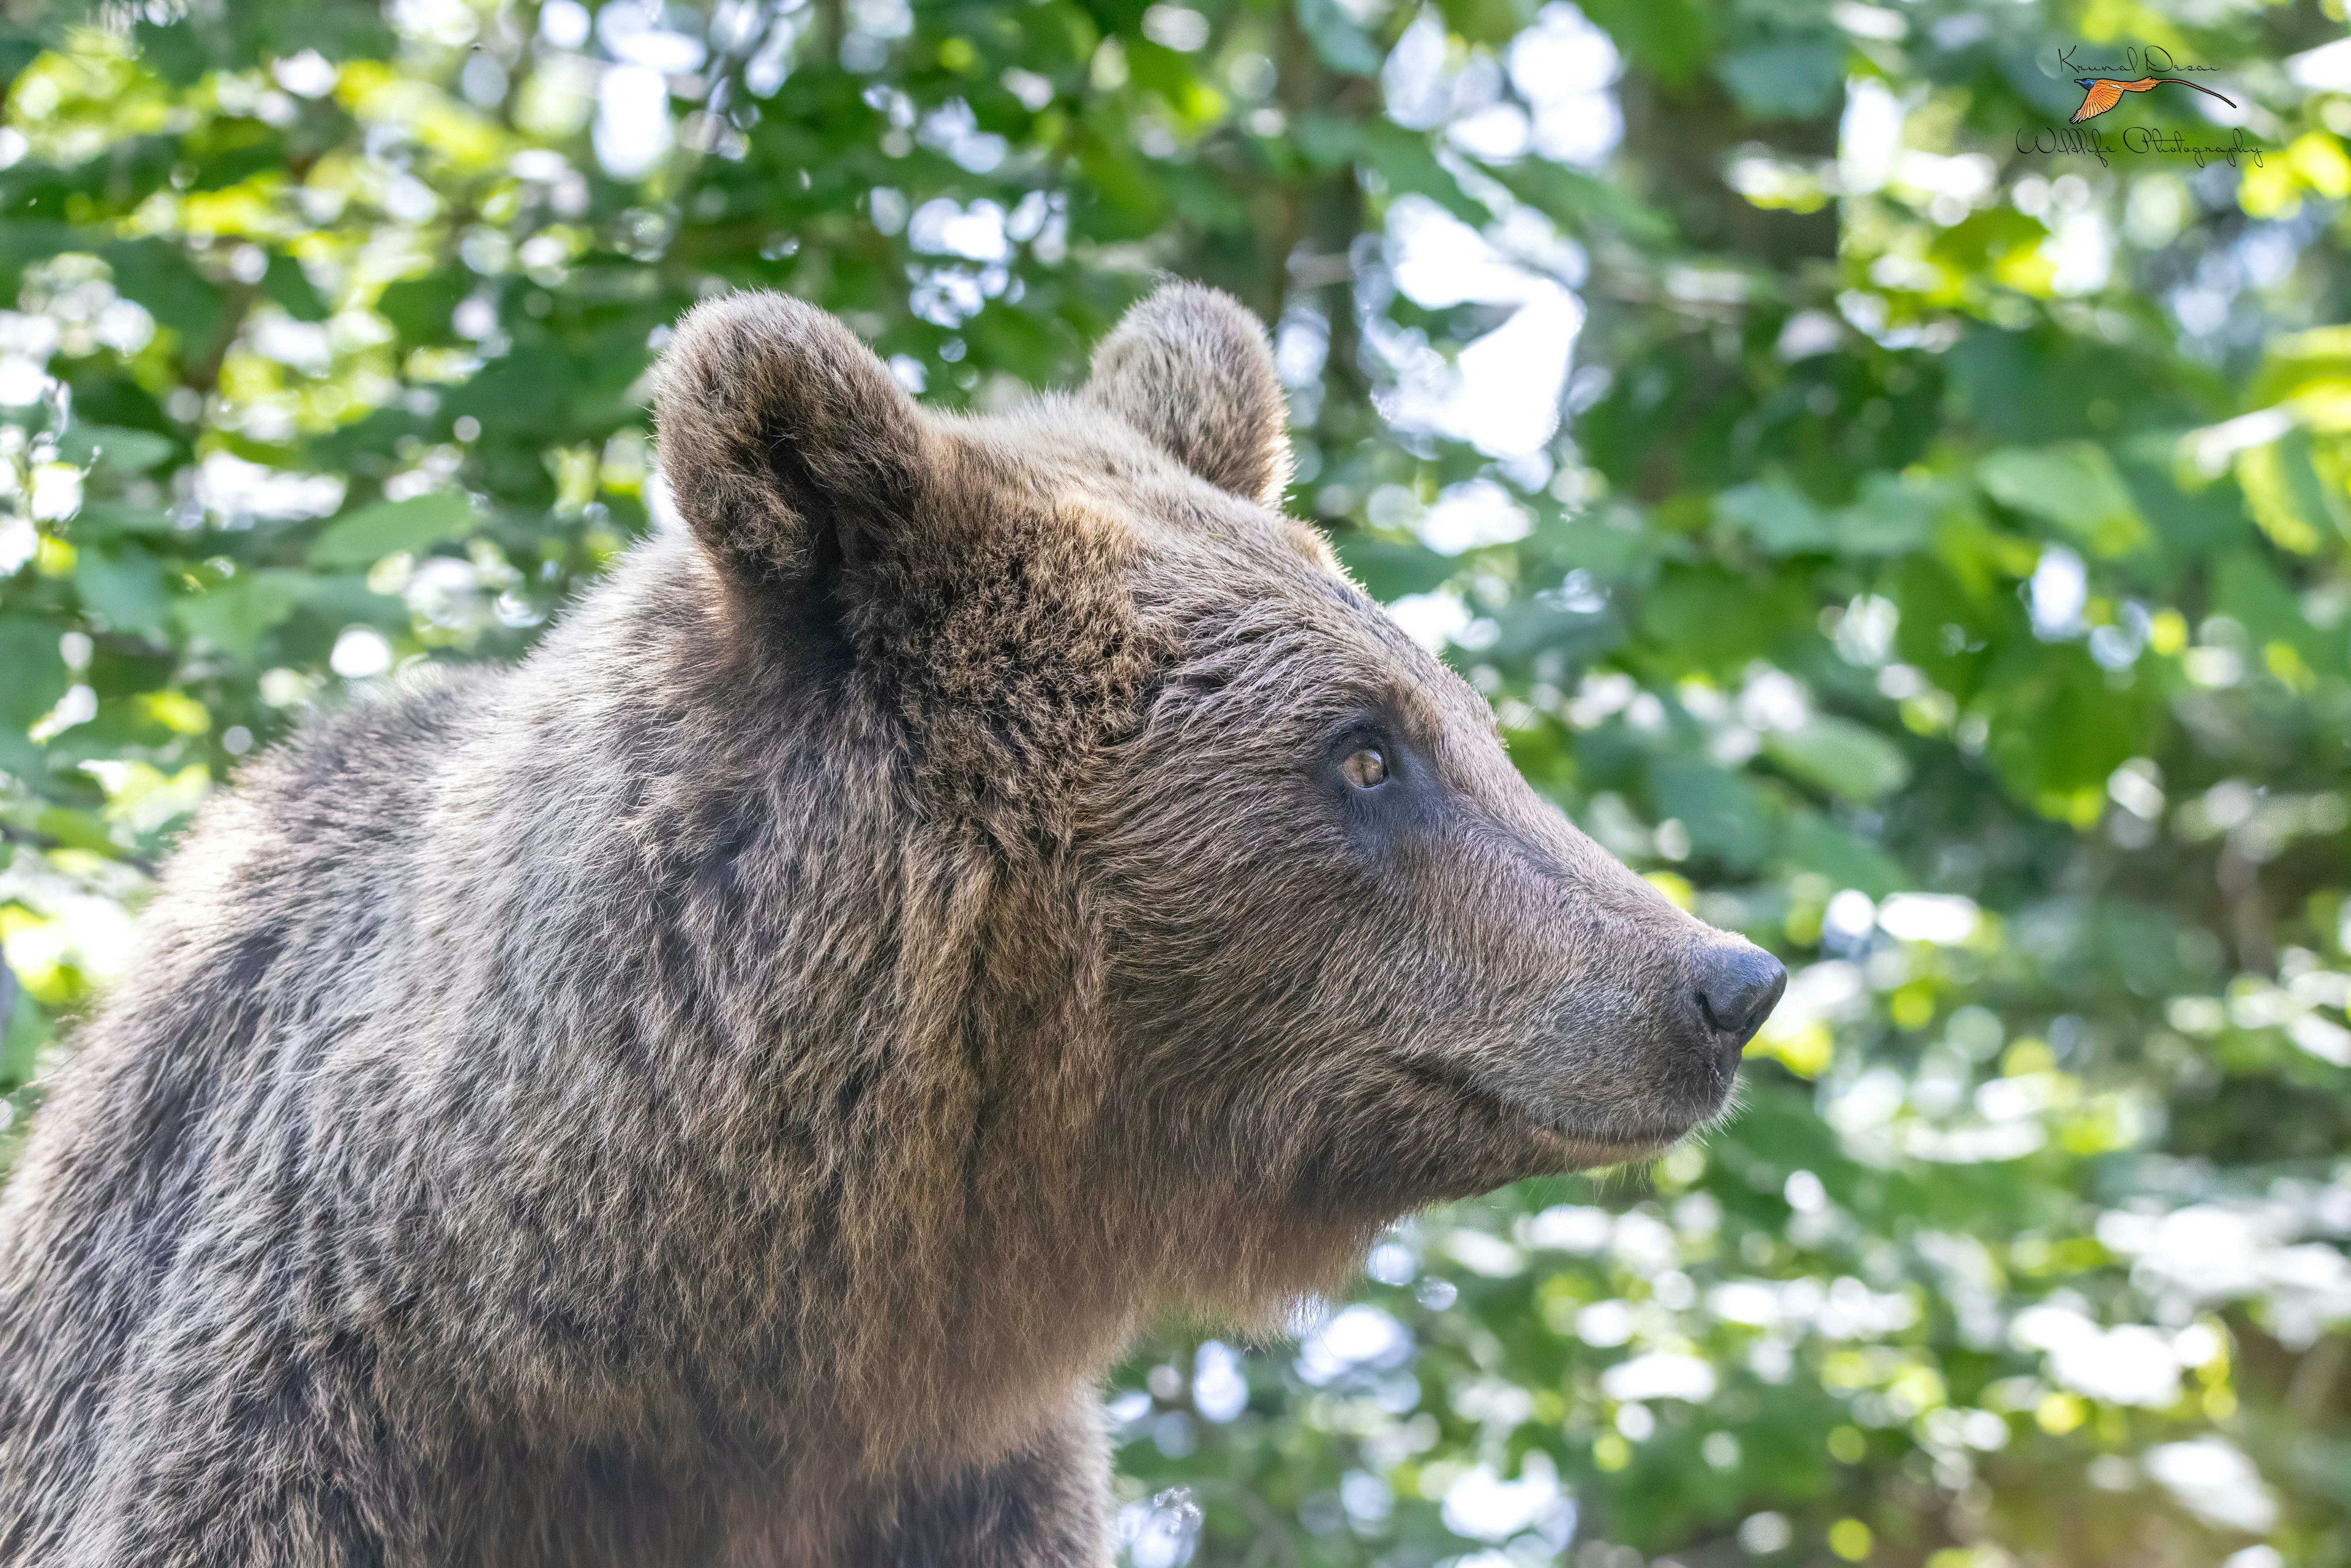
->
xmin=0 ymin=283 xmax=1783 ymax=1566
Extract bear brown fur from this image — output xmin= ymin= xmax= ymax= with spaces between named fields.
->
xmin=0 ymin=283 xmax=1782 ymax=1566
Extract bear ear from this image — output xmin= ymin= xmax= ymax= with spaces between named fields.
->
xmin=654 ymin=291 xmax=931 ymax=588
xmin=1082 ymin=281 xmax=1294 ymax=508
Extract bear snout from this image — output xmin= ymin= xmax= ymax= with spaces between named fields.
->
xmin=1687 ymin=942 xmax=1788 ymax=1079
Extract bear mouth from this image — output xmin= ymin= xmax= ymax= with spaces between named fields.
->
xmin=1469 ymin=1079 xmax=1719 ymax=1173
xmin=1532 ymin=1123 xmax=1702 ymax=1171
xmin=1392 ymin=1057 xmax=1728 ymax=1184
xmin=1536 ymin=1071 xmax=1745 ymax=1158
xmin=1520 ymin=1114 xmax=1700 ymax=1169
xmin=1454 ymin=1056 xmax=1736 ymax=1172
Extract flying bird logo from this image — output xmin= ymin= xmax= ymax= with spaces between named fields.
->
xmin=2069 ymin=76 xmax=2237 ymax=124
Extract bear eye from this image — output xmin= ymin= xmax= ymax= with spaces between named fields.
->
xmin=1340 ymin=745 xmax=1389 ymax=790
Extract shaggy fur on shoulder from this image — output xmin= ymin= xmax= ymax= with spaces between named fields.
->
xmin=0 ymin=282 xmax=1780 ymax=1566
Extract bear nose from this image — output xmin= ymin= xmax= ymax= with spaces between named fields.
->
xmin=1693 ymin=945 xmax=1787 ymax=1062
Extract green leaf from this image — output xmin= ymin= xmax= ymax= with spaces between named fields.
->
xmin=1976 ymin=443 xmax=2148 ymax=557
xmin=2 ymin=968 xmax=54 ymax=1086
xmin=1295 ymin=0 xmax=1385 ymax=75
xmin=1637 ymin=565 xmax=1808 ymax=675
xmin=262 ymin=252 xmax=331 ymax=323
xmin=71 ymin=500 xmax=181 ymax=537
xmin=1979 ymin=645 xmax=2151 ymax=815
xmin=1777 ymin=809 xmax=1905 ymax=896
xmin=308 ymin=492 xmax=479 ymax=569
xmin=2213 ymin=549 xmax=2337 ymax=675
xmin=103 ymin=237 xmax=226 ymax=343
xmin=377 ymin=272 xmax=470 ymax=346
xmin=1071 ymin=132 xmax=1171 ymax=236
xmin=0 ymin=221 xmax=85 ymax=296
xmin=174 ymin=569 xmax=309 ymax=656
xmin=1763 ymin=716 xmax=1910 ymax=803
xmin=55 ymin=424 xmax=179 ymax=473
xmin=1357 ymin=121 xmax=1490 ymax=227
xmin=2248 ymin=323 xmax=2351 ymax=408
xmin=1337 ymin=533 xmax=1459 ymax=601
xmin=0 ymin=25 xmax=47 ymax=84
xmin=1291 ymin=112 xmax=1360 ymax=171
xmin=1486 ymin=159 xmax=1672 ymax=246
xmin=1716 ymin=481 xmax=1834 ymax=553
xmin=1436 ymin=0 xmax=1533 ymax=47
xmin=1833 ymin=470 xmax=1958 ymax=555
xmin=301 ymin=572 xmax=404 ymax=628
xmin=0 ymin=615 xmax=69 ymax=731
xmin=2233 ymin=427 xmax=2346 ymax=555
xmin=73 ymin=544 xmax=173 ymax=638
xmin=1653 ymin=759 xmax=1775 ymax=869
xmin=1579 ymin=0 xmax=1714 ymax=86
xmin=1716 ymin=36 xmax=1847 ymax=120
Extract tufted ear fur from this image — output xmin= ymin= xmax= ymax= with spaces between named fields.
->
xmin=654 ymin=291 xmax=932 ymax=591
xmin=1082 ymin=282 xmax=1294 ymax=508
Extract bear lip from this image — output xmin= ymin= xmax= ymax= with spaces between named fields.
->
xmin=1507 ymin=1103 xmax=1719 ymax=1171
xmin=1429 ymin=1054 xmax=1734 ymax=1172
xmin=1532 ymin=1119 xmax=1697 ymax=1161
xmin=1526 ymin=1062 xmax=1745 ymax=1160
xmin=1529 ymin=1127 xmax=1681 ymax=1169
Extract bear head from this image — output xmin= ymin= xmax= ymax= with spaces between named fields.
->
xmin=653 ymin=283 xmax=1783 ymax=1298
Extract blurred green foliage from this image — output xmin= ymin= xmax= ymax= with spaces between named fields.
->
xmin=3 ymin=0 xmax=2350 ymax=1562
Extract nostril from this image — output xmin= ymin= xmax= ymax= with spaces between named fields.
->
xmin=1697 ymin=948 xmax=1788 ymax=1044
